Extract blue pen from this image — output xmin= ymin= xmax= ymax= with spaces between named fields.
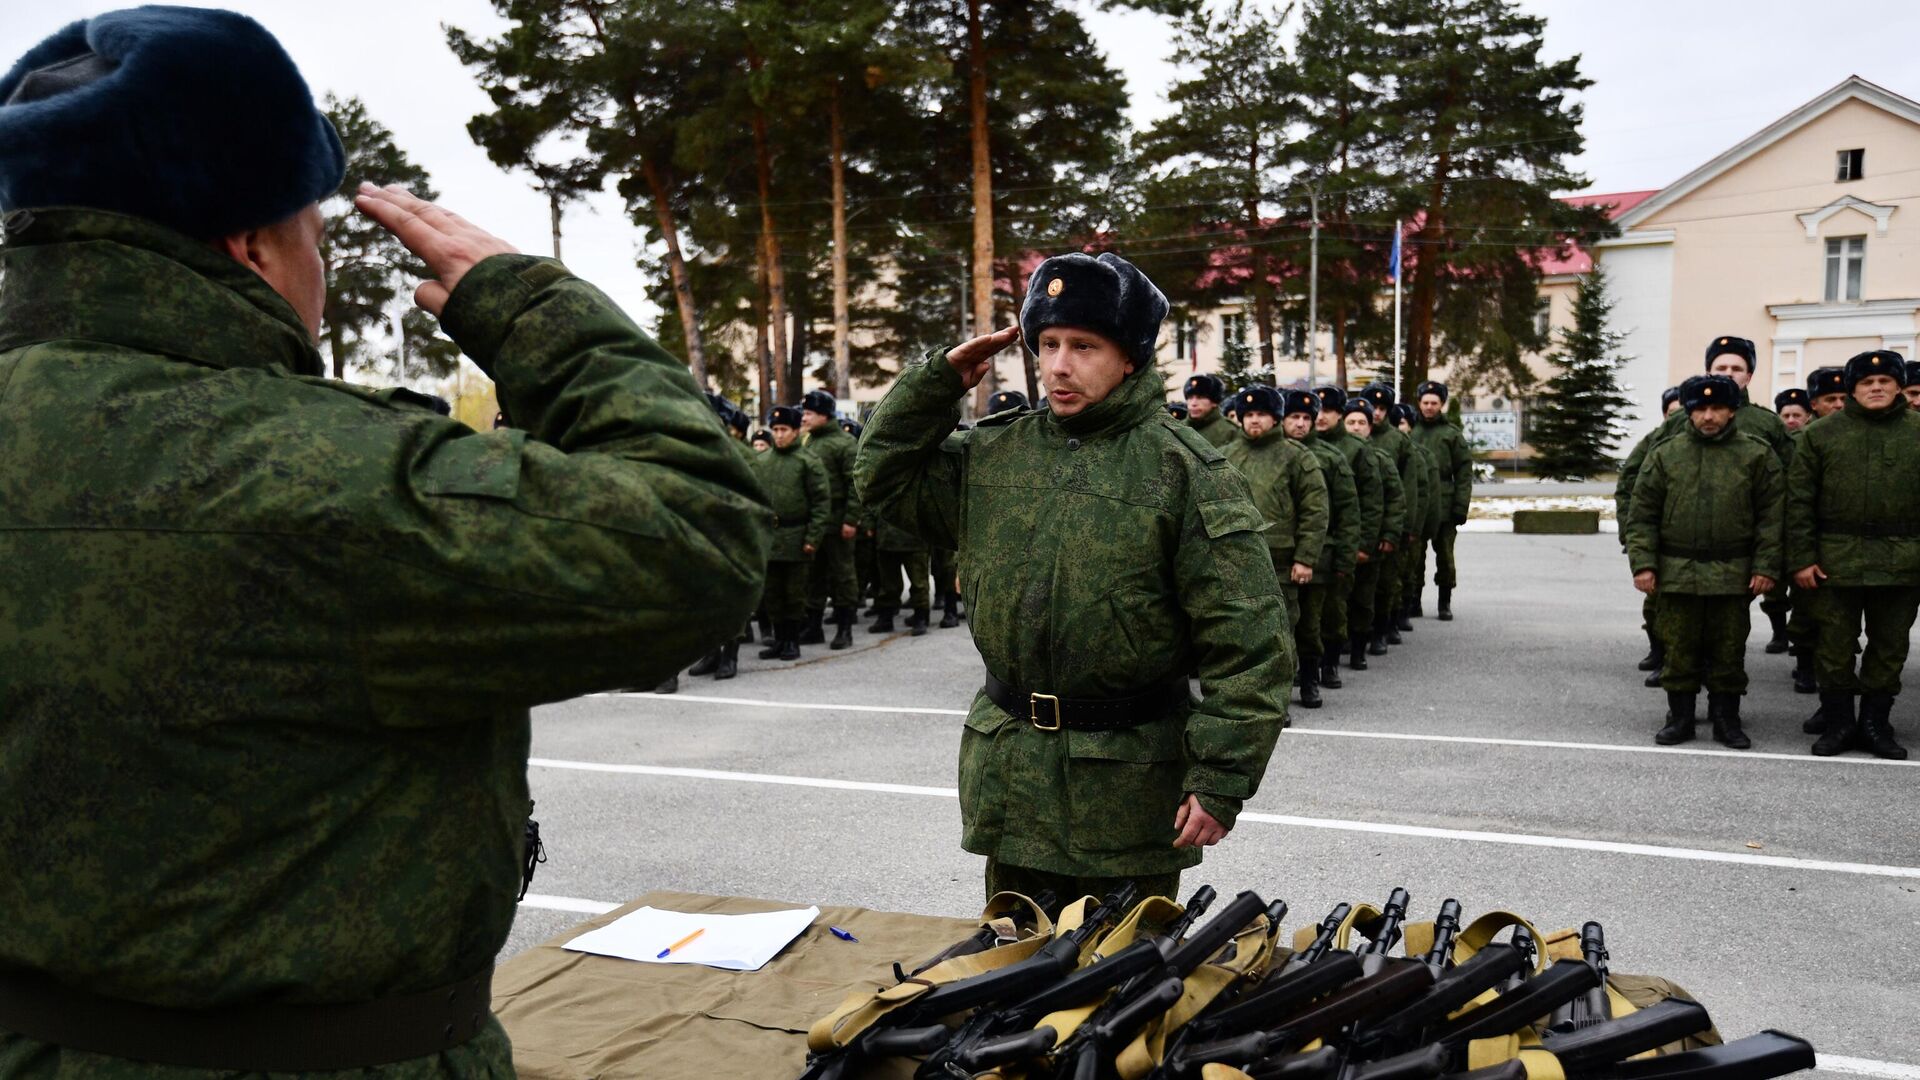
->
xmin=829 ymin=926 xmax=858 ymax=942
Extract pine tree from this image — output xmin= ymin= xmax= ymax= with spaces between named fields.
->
xmin=1528 ymin=265 xmax=1633 ymax=480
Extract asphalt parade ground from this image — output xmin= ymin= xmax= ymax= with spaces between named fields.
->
xmin=503 ymin=532 xmax=1920 ymax=1079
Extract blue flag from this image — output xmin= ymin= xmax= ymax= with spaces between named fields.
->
xmin=1389 ymin=225 xmax=1403 ymax=283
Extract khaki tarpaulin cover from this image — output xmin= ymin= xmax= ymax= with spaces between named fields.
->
xmin=492 ymin=890 xmax=978 ymax=1080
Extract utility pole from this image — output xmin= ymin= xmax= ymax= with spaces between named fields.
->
xmin=1307 ymin=186 xmax=1320 ymax=385
xmin=549 ymin=190 xmax=563 ymax=262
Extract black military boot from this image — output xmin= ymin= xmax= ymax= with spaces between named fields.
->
xmin=1763 ymin=609 xmax=1789 ymax=654
xmin=1348 ymin=636 xmax=1370 ymax=671
xmin=1298 ymin=657 xmax=1323 ymax=709
xmin=909 ymin=607 xmax=931 ymax=636
xmin=1655 ymin=691 xmax=1696 ymax=745
xmin=1790 ymin=650 xmax=1817 ymax=694
xmin=938 ymin=593 xmax=961 ymax=628
xmin=1636 ymin=630 xmax=1663 ymax=671
xmin=653 ymin=674 xmax=679 ymax=694
xmin=687 ymin=650 xmax=721 ymax=677
xmin=757 ymin=628 xmax=786 ymax=660
xmin=798 ymin=612 xmax=827 ymax=645
xmin=1858 ymin=693 xmax=1908 ymax=760
xmin=1801 ymin=702 xmax=1827 ymax=734
xmin=1707 ymin=692 xmax=1750 ymax=750
xmin=758 ymin=613 xmax=775 ymax=647
xmin=777 ymin=621 xmax=802 ymax=662
xmin=1394 ymin=605 xmax=1414 ymax=634
xmin=829 ymin=608 xmax=855 ymax=650
xmin=1436 ymin=586 xmax=1453 ymax=621
xmin=1369 ymin=628 xmax=1391 ymax=655
xmin=1319 ymin=650 xmax=1343 ymax=689
xmin=1810 ymin=692 xmax=1858 ymax=756
xmin=1411 ymin=597 xmax=1425 ymax=618
xmin=714 ymin=640 xmax=739 ymax=680
xmin=1384 ymin=609 xmax=1403 ymax=645
xmin=869 ymin=608 xmax=896 ymax=633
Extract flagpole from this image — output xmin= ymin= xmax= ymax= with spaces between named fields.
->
xmin=1392 ymin=218 xmax=1403 ymax=394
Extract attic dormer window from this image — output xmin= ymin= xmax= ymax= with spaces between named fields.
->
xmin=1837 ymin=148 xmax=1865 ymax=181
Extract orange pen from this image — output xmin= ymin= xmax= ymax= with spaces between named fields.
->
xmin=656 ymin=928 xmax=705 ymax=959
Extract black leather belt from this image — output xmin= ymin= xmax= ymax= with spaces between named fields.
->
xmin=1819 ymin=519 xmax=1920 ymax=538
xmin=0 ymin=963 xmax=493 ymax=1070
xmin=984 ymin=671 xmax=1191 ymax=732
xmin=1658 ymin=541 xmax=1752 ymax=561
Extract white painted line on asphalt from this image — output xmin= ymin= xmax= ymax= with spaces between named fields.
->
xmin=603 ymin=692 xmax=1917 ymax=768
xmin=518 ymin=893 xmax=619 ymax=914
xmin=527 ymin=758 xmax=1920 ymax=880
xmin=1820 ymin=1054 xmax=1920 ymax=1080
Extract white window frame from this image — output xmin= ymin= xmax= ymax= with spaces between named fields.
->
xmin=1836 ymin=148 xmax=1865 ymax=182
xmin=1824 ymin=236 xmax=1865 ymax=302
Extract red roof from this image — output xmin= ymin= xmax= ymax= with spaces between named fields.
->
xmin=1535 ymin=190 xmax=1658 ymax=275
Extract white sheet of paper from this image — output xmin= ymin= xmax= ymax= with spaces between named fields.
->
xmin=562 ymin=905 xmax=821 ymax=971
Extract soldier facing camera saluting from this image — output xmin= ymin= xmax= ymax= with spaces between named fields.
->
xmin=856 ymin=252 xmax=1290 ymax=910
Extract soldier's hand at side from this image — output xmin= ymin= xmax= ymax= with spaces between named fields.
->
xmin=1633 ymin=569 xmax=1656 ymax=594
xmin=1750 ymin=574 xmax=1776 ymax=597
xmin=1354 ymin=550 xmax=1371 ymax=565
xmin=1794 ymin=565 xmax=1826 ymax=590
xmin=803 ymin=543 xmax=817 ymax=557
xmin=840 ymin=523 xmax=858 ymax=541
xmin=1173 ymin=794 xmax=1227 ymax=848
xmin=1290 ymin=563 xmax=1314 ymax=585
xmin=354 ymin=183 xmax=519 ymax=316
xmin=1379 ymin=540 xmax=1396 ymax=555
xmin=946 ymin=326 xmax=1021 ymax=390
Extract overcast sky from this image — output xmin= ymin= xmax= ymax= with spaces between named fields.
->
xmin=6 ymin=0 xmax=1918 ymax=337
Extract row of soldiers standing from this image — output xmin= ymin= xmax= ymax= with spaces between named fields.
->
xmin=1175 ymin=373 xmax=1474 ymax=709
xmin=1616 ymin=337 xmax=1919 ymax=759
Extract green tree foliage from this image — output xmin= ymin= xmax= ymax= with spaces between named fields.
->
xmin=1528 ymin=265 xmax=1634 ymax=480
xmin=319 ymin=95 xmax=457 ymax=383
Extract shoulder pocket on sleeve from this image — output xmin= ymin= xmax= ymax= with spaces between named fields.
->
xmin=420 ymin=432 xmax=524 ymax=499
xmin=1199 ymin=497 xmax=1265 ymax=539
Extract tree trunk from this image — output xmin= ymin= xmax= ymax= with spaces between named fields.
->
xmin=755 ymin=232 xmax=772 ymax=416
xmin=640 ymin=158 xmax=710 ymax=388
xmin=747 ymin=47 xmax=791 ymax=404
xmin=829 ymin=82 xmax=853 ymax=400
xmin=966 ymin=0 xmax=996 ymax=416
xmin=1011 ymin=262 xmax=1038 ymax=401
xmin=549 ymin=191 xmax=563 ymax=261
xmin=1332 ymin=304 xmax=1348 ymax=389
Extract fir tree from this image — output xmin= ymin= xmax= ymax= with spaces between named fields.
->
xmin=1528 ymin=265 xmax=1634 ymax=480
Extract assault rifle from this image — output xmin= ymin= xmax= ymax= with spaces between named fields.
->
xmin=1548 ymin=922 xmax=1611 ymax=1034
xmin=796 ymin=884 xmax=1136 ymax=1080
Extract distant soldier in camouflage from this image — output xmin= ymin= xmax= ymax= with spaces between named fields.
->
xmin=858 ymin=252 xmax=1290 ymax=908
xmin=1626 ymin=375 xmax=1783 ymax=749
xmin=0 ymin=9 xmax=770 ymax=1074
xmin=1284 ymin=390 xmax=1357 ymax=708
xmin=1787 ymin=350 xmax=1919 ymax=760
xmin=1225 ymin=385 xmax=1329 ymax=709
xmin=1906 ymin=360 xmax=1920 ymax=410
xmin=1358 ymin=384 xmax=1414 ymax=656
xmin=757 ymin=407 xmax=833 ymax=660
xmin=1315 ymin=386 xmax=1385 ymax=674
xmin=1392 ymin=403 xmax=1443 ymax=634
xmin=1807 ymin=366 xmax=1849 ymax=420
xmin=1646 ymin=336 xmax=1791 ymax=461
xmin=801 ymin=388 xmax=864 ymax=650
xmin=1789 ymin=369 xmax=1850 ymax=716
xmin=1184 ymin=373 xmax=1234 ymax=449
xmin=1166 ymin=400 xmax=1190 ymax=421
xmin=1408 ymin=381 xmax=1473 ymax=619
xmin=1758 ymin=387 xmax=1814 ymax=657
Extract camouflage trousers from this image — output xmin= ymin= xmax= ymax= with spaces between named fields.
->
xmin=931 ymin=547 xmax=959 ymax=599
xmin=1656 ymin=593 xmax=1751 ymax=694
xmin=1425 ymin=524 xmax=1459 ymax=589
xmin=1372 ymin=546 xmax=1402 ymax=625
xmin=855 ymin=531 xmax=878 ymax=601
xmin=1401 ymin=537 xmax=1427 ymax=606
xmin=876 ymin=547 xmax=931 ymax=614
xmin=984 ymin=856 xmax=1179 ymax=920
xmin=806 ymin=531 xmax=860 ymax=613
xmin=1348 ymin=559 xmax=1380 ymax=642
xmin=1805 ymin=585 xmax=1920 ymax=695
xmin=1269 ymin=554 xmax=1300 ymax=630
xmin=1642 ymin=592 xmax=1658 ymax=636
xmin=1323 ymin=572 xmax=1352 ymax=649
xmin=762 ymin=560 xmax=811 ymax=622
xmin=1294 ymin=582 xmax=1330 ymax=663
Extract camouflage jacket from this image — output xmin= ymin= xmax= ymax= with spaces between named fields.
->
xmin=1785 ymin=398 xmax=1920 ymax=586
xmin=756 ymin=439 xmax=832 ymax=561
xmin=803 ymin=421 xmax=863 ymax=527
xmin=1224 ymin=429 xmax=1329 ymax=568
xmin=856 ymin=355 xmax=1289 ymax=876
xmin=1409 ymin=440 xmax=1444 ymax=540
xmin=1320 ymin=424 xmax=1385 ymax=549
xmin=1298 ymin=433 xmax=1360 ymax=576
xmin=1395 ymin=435 xmax=1425 ymax=542
xmin=0 ymin=209 xmax=770 ymax=1077
xmin=1614 ymin=424 xmax=1663 ymax=539
xmin=1371 ymin=441 xmax=1407 ymax=545
xmin=1409 ymin=416 xmax=1474 ymax=522
xmin=1371 ymin=424 xmax=1417 ymax=537
xmin=1187 ymin=408 xmax=1237 ymax=450
xmin=1625 ymin=423 xmax=1784 ymax=594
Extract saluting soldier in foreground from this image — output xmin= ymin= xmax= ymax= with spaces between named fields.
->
xmin=1408 ymin=381 xmax=1473 ymax=619
xmin=857 ymin=252 xmax=1290 ymax=908
xmin=1625 ymin=375 xmax=1784 ymax=749
xmin=0 ymin=8 xmax=771 ymax=1073
xmin=1787 ymin=350 xmax=1918 ymax=759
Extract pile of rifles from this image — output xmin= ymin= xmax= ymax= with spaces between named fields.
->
xmin=799 ymin=885 xmax=1815 ymax=1080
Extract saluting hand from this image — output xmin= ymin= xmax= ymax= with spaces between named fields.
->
xmin=1173 ymin=793 xmax=1228 ymax=849
xmin=354 ymin=183 xmax=519 ymax=317
xmin=946 ymin=326 xmax=1021 ymax=390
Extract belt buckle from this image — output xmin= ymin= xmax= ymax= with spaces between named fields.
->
xmin=1029 ymin=693 xmax=1062 ymax=732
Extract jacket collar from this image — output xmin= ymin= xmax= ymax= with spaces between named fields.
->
xmin=0 ymin=207 xmax=323 ymax=377
xmin=1844 ymin=396 xmax=1909 ymax=422
xmin=1045 ymin=367 xmax=1167 ymax=439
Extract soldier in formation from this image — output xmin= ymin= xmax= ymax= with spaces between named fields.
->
xmin=800 ymin=389 xmax=864 ymax=650
xmin=858 ymin=251 xmax=1288 ymax=907
xmin=1182 ymin=373 xmax=1235 ymax=448
xmin=754 ymin=407 xmax=832 ymax=662
xmin=1408 ymin=381 xmax=1475 ymax=619
xmin=1284 ymin=390 xmax=1359 ymax=709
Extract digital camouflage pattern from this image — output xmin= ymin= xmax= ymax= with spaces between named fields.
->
xmin=1656 ymin=594 xmax=1754 ymax=694
xmin=856 ymin=354 xmax=1290 ymax=877
xmin=1408 ymin=415 xmax=1473 ymax=523
xmin=1654 ymin=391 xmax=1790 ymax=461
xmin=1320 ymin=425 xmax=1384 ymax=549
xmin=755 ymin=439 xmax=831 ymax=563
xmin=1614 ymin=425 xmax=1662 ymax=542
xmin=1299 ymin=433 xmax=1359 ymax=578
xmin=1784 ymin=397 xmax=1920 ymax=586
xmin=804 ymin=421 xmax=863 ymax=613
xmin=1223 ymin=429 xmax=1329 ymax=569
xmin=0 ymin=208 xmax=771 ymax=1077
xmin=1624 ymin=423 xmax=1784 ymax=594
xmin=1187 ymin=408 xmax=1237 ymax=450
